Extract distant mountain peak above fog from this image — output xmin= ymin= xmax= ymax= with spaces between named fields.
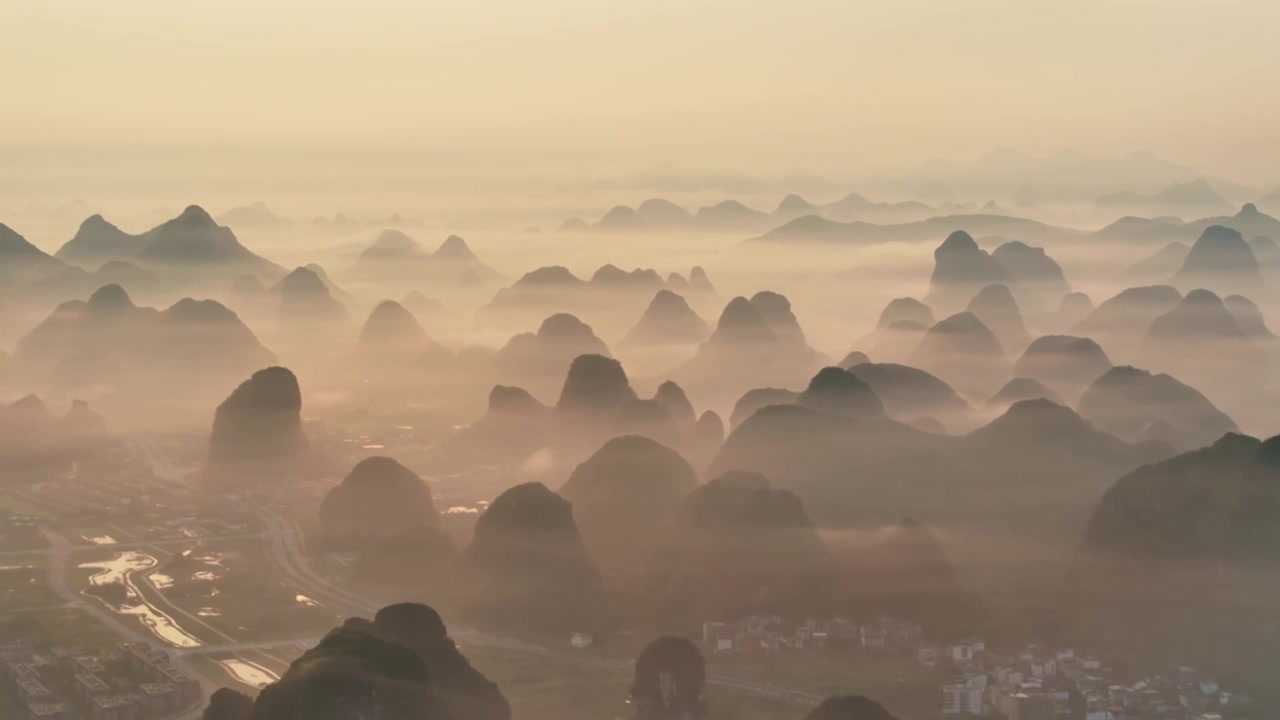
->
xmin=434 ymin=234 xmax=475 ymax=259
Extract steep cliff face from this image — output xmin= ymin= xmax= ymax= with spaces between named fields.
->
xmin=206 ymin=366 xmax=306 ymax=487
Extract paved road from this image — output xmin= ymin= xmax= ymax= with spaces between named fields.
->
xmin=174 ymin=637 xmax=322 ymax=657
xmin=29 ymin=441 xmax=822 ymax=716
xmin=42 ymin=511 xmax=819 ymax=716
xmin=41 ymin=527 xmax=217 ymax=720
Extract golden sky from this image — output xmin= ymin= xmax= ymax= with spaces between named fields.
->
xmin=3 ymin=0 xmax=1278 ymax=181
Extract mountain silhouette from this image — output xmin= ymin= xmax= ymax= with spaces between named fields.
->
xmin=1077 ymin=365 xmax=1236 ymax=450
xmin=729 ymin=387 xmax=801 ymax=429
xmin=677 ymin=294 xmax=821 ymax=403
xmin=862 ymin=320 xmax=929 ymax=364
xmin=859 ymin=519 xmax=976 ymax=635
xmin=1224 ymin=294 xmax=1275 ymax=338
xmin=964 ymin=283 xmax=1030 ymax=353
xmin=484 ymin=263 xmax=683 ymax=323
xmin=427 ymin=385 xmax=552 ymax=474
xmin=752 ymin=291 xmax=820 ymax=353
xmin=804 ymin=695 xmax=899 ymax=720
xmin=1073 ymin=285 xmax=1183 ymax=361
xmin=988 ymin=377 xmax=1062 ymax=407
xmin=637 ymin=198 xmax=696 ymax=227
xmin=553 ymin=355 xmax=638 ymax=454
xmin=927 ymin=231 xmax=1009 ymax=312
xmin=1082 ymin=432 xmax=1272 ymax=558
xmin=1172 ymin=224 xmax=1264 ymax=296
xmin=249 ymin=626 xmax=435 ymax=720
xmin=351 ymin=230 xmax=501 ymax=284
xmin=134 ymin=205 xmax=282 ymax=275
xmin=1 ymin=395 xmax=118 ymax=476
xmin=595 ymin=205 xmax=647 ymax=231
xmin=1140 ymin=289 xmax=1267 ymax=413
xmin=797 ymin=367 xmax=886 ymax=419
xmin=206 ymin=366 xmax=306 ymax=488
xmin=1014 ymin=335 xmax=1112 ymax=395
xmin=31 ymin=259 xmax=161 ymax=302
xmin=774 ymin=193 xmax=818 ymax=218
xmin=907 ymin=312 xmax=1009 ymax=399
xmin=876 ymin=297 xmax=934 ymax=329
xmin=276 ymin=266 xmax=351 ymax=324
xmin=0 ymin=222 xmax=66 ymax=283
xmin=711 ymin=398 xmax=1162 ymax=581
xmin=1050 ymin=291 xmax=1095 ymax=331
xmin=54 ymin=214 xmax=148 ymax=268
xmin=358 ymin=300 xmax=431 ymax=350
xmin=561 ymin=435 xmax=697 ymax=575
xmin=217 ymin=201 xmax=290 ymax=228
xmin=613 ymin=399 xmax=680 ymax=447
xmin=202 ymin=688 xmax=253 ymax=720
xmin=846 ymin=361 xmax=969 ymax=421
xmin=839 ymin=351 xmax=871 ymax=369
xmin=693 ymin=410 xmax=726 ymax=463
xmin=646 ymin=470 xmax=834 ymax=625
xmin=12 ymin=284 xmax=273 ymax=389
xmin=652 ymin=380 xmax=697 ymax=427
xmin=319 ymin=456 xmax=438 ymax=546
xmin=992 ymin=240 xmax=1071 ymax=312
xmin=1186 ymin=203 xmax=1280 ymax=243
xmin=1092 ymin=204 xmax=1280 ymax=248
xmin=591 ymin=264 xmax=665 ymax=289
xmin=1066 ymin=432 xmax=1280 ymax=695
xmin=245 ymin=603 xmax=509 ymax=720
xmin=622 ymin=290 xmax=711 ymax=346
xmin=1091 ymin=215 xmax=1191 ymax=245
xmin=694 ymin=199 xmax=769 ymax=230
xmin=1129 ymin=242 xmax=1190 ymax=279
xmin=1249 ymin=235 xmax=1279 ymax=269
xmin=1097 ymin=178 xmax=1233 ymax=215
xmin=490 ymin=314 xmax=611 ymax=397
xmin=459 ymin=481 xmax=610 ymax=637
xmin=689 ymin=266 xmax=716 ymax=294
xmin=368 ymin=604 xmax=510 ymax=720
xmin=630 ymin=637 xmax=707 ymax=720
xmin=558 ymin=217 xmax=589 ymax=232
xmin=754 ymin=214 xmax=1079 ymax=246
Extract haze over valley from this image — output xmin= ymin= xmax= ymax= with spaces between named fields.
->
xmin=3 ymin=3 xmax=1280 ymax=720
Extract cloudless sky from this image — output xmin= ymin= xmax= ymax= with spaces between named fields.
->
xmin=3 ymin=0 xmax=1278 ymax=181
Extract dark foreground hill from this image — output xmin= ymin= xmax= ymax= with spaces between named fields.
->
xmin=1070 ymin=433 xmax=1280 ymax=708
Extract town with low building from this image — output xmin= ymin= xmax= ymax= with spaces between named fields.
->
xmin=2 ymin=638 xmax=201 ymax=720
xmin=702 ymin=615 xmax=926 ymax=655
xmin=936 ymin=644 xmax=1255 ymax=720
xmin=701 ymin=616 xmax=1254 ymax=720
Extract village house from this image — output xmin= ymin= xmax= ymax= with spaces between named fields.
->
xmin=940 ymin=643 xmax=1253 ymax=720
xmin=700 ymin=615 xmax=920 ymax=655
xmin=2 ymin=641 xmax=201 ymax=719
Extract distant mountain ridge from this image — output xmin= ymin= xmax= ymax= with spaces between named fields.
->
xmin=53 ymin=205 xmax=282 ymax=278
xmin=12 ymin=283 xmax=275 ymax=389
xmin=1097 ymin=178 xmax=1234 ymax=216
xmin=0 ymin=221 xmax=67 ymax=283
xmin=1091 ymin=204 xmax=1280 ymax=245
xmin=752 ymin=213 xmax=1082 ymax=245
xmin=349 ymin=230 xmax=502 ymax=285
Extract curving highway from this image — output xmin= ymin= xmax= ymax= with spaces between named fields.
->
xmin=41 ymin=528 xmax=219 ymax=720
